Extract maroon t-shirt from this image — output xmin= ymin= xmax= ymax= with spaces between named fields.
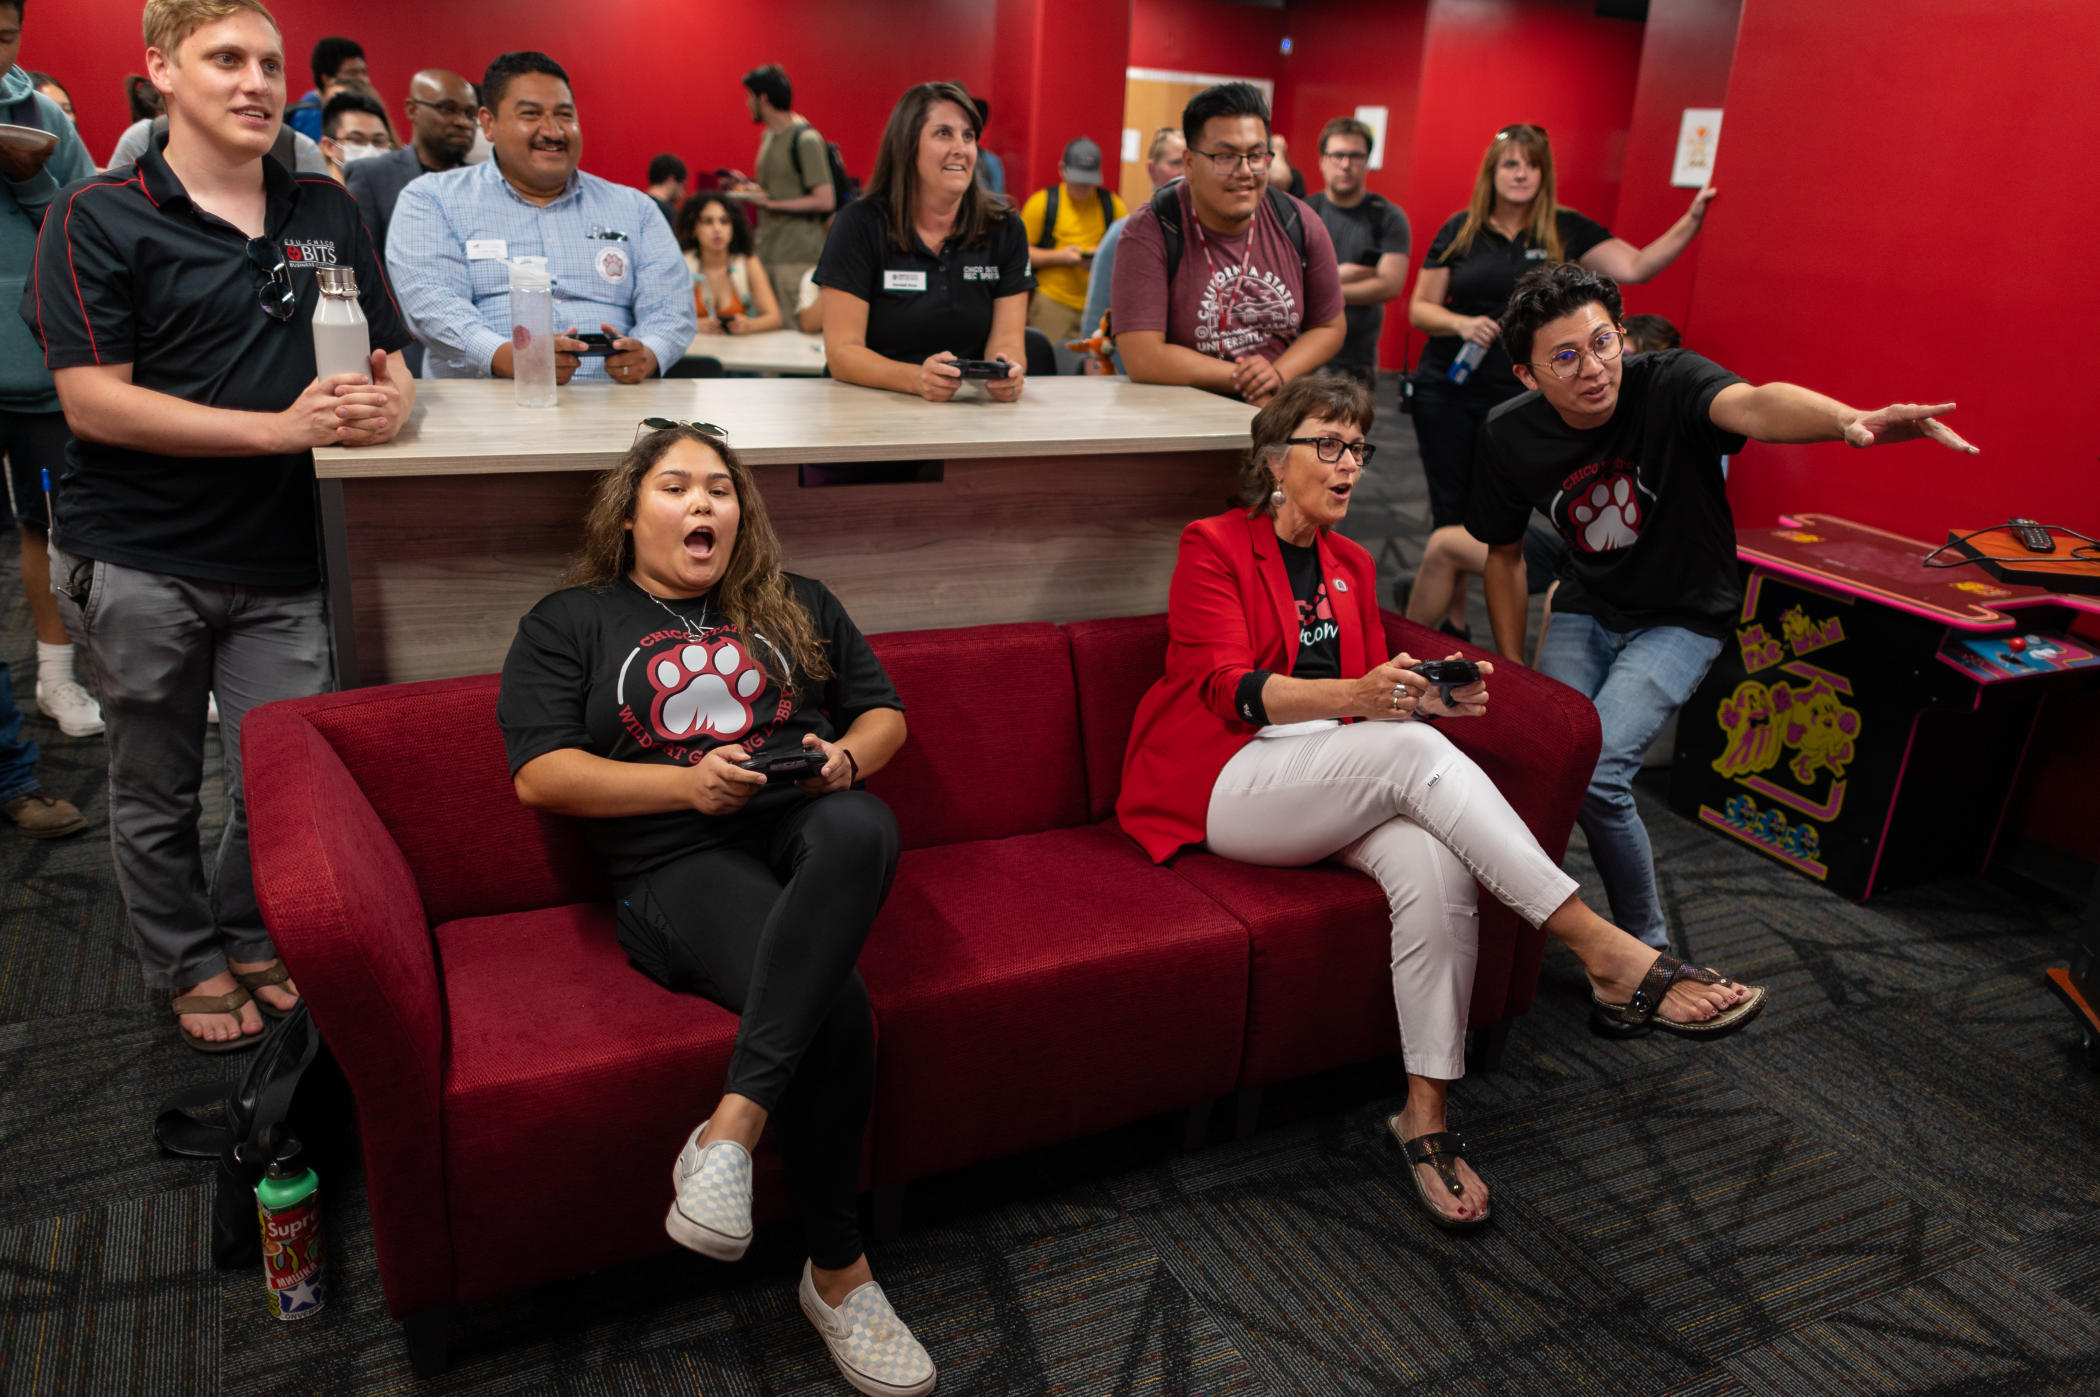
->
xmin=1111 ymin=182 xmax=1343 ymax=364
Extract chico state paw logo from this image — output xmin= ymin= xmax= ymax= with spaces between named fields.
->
xmin=649 ymin=637 xmax=765 ymax=741
xmin=1570 ymin=474 xmax=1643 ymax=552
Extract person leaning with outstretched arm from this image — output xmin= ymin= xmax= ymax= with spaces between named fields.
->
xmin=816 ymin=79 xmax=1029 ymax=402
xmin=1471 ymin=263 xmax=1975 ymax=960
xmin=1117 ymin=373 xmax=1765 ymax=1232
xmin=498 ymin=423 xmax=932 ymax=1396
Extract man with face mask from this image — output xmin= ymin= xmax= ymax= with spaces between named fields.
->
xmin=317 ymin=88 xmax=391 ymax=183
xmin=385 ymin=51 xmax=694 ymax=384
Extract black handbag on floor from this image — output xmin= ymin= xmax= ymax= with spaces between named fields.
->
xmin=153 ymin=1003 xmax=349 ymax=1269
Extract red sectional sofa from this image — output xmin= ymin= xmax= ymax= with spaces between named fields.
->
xmin=244 ymin=611 xmax=1599 ymax=1357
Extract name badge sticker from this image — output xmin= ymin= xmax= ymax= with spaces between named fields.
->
xmin=883 ymin=270 xmax=928 ymax=293
xmin=466 ymin=238 xmax=508 ymax=261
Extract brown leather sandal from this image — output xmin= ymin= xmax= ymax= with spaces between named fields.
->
xmin=1592 ymin=951 xmax=1767 ymax=1039
xmin=232 ymin=961 xmax=298 ymax=1019
xmin=170 ymin=985 xmax=259 ymax=1054
xmin=1388 ymin=1115 xmax=1492 ymax=1232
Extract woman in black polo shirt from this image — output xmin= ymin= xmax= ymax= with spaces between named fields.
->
xmin=816 ymin=80 xmax=1032 ymax=401
xmin=1406 ymin=125 xmax=1715 ymax=569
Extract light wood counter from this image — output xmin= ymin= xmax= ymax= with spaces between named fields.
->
xmin=314 ymin=377 xmax=1255 ymax=685
xmin=683 ymin=327 xmax=827 ymax=375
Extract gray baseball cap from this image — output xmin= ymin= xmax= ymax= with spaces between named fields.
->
xmin=1060 ymin=137 xmax=1103 ymax=183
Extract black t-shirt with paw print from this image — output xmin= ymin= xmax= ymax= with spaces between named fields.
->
xmin=498 ymin=574 xmax=903 ymax=876
xmin=1467 ymin=349 xmax=1747 ymax=638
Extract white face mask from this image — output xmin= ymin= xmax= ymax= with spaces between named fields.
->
xmin=338 ymin=142 xmax=387 ymax=164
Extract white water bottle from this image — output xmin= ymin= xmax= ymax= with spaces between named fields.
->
xmin=509 ymin=256 xmax=557 ymax=408
xmin=1448 ymin=339 xmax=1487 ymax=385
xmin=310 ymin=266 xmax=370 ymax=383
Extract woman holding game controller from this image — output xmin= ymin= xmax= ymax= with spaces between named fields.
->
xmin=815 ymin=80 xmax=1032 ymax=401
xmin=1116 ymin=376 xmax=1765 ymax=1234
xmin=496 ymin=424 xmax=934 ymax=1395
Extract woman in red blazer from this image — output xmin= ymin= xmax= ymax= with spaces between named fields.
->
xmin=1117 ymin=375 xmax=1764 ymax=1231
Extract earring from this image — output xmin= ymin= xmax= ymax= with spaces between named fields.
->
xmin=1270 ymin=488 xmax=1286 ymax=509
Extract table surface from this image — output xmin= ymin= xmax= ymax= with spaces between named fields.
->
xmin=1738 ymin=513 xmax=2100 ymax=631
xmin=683 ymin=327 xmax=827 ymax=374
xmin=314 ymin=376 xmax=1257 ymax=478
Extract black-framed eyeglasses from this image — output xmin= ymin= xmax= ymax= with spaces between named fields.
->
xmin=633 ymin=417 xmax=729 ymax=447
xmin=1285 ymin=436 xmax=1376 ymax=465
xmin=244 ymin=237 xmax=296 ymax=322
xmin=1320 ymin=148 xmax=1370 ymax=165
xmin=406 ymin=98 xmax=475 ymax=120
xmin=1193 ymin=147 xmax=1274 ymax=176
xmin=1531 ymin=329 xmax=1624 ymax=380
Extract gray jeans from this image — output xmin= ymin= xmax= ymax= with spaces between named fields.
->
xmin=52 ymin=548 xmax=332 ymax=990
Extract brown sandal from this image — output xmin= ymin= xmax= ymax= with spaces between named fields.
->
xmin=170 ymin=986 xmax=259 ymax=1054
xmin=232 ymin=961 xmax=298 ymax=1019
xmin=1592 ymin=951 xmax=1767 ymax=1039
xmin=1388 ymin=1116 xmax=1492 ymax=1232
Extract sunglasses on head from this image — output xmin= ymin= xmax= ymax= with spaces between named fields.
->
xmin=245 ymin=237 xmax=297 ymax=322
xmin=1497 ymin=123 xmax=1549 ymax=141
xmin=632 ymin=417 xmax=729 ymax=447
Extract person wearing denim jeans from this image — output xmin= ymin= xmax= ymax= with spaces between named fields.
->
xmin=1472 ymin=264 xmax=1978 ymax=956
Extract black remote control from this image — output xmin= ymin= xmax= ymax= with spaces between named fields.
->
xmin=2008 ymin=518 xmax=2056 ymax=553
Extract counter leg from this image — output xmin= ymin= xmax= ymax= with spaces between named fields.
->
xmin=317 ymin=478 xmax=361 ymax=690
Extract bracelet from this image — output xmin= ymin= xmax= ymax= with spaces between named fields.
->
xmin=841 ymin=748 xmax=859 ymax=783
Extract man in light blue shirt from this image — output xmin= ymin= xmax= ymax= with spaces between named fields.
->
xmin=387 ymin=51 xmax=694 ymax=383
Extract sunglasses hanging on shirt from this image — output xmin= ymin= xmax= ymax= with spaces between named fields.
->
xmin=245 ymin=237 xmax=297 ymax=323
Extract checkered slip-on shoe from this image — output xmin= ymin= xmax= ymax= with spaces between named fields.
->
xmin=798 ymin=1259 xmax=937 ymax=1396
xmin=664 ymin=1120 xmax=753 ymax=1261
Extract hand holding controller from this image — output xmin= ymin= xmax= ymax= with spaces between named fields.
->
xmin=1410 ymin=657 xmax=1488 ymax=716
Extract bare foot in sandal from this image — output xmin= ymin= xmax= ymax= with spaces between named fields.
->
xmin=1543 ymin=894 xmax=1753 ymax=1025
xmin=1390 ymin=1088 xmax=1490 ymax=1227
xmin=174 ymin=968 xmax=266 ymax=1048
xmin=229 ymin=957 xmax=301 ymax=1016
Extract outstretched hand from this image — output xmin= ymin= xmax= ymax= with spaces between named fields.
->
xmin=1844 ymin=402 xmax=1978 ymax=454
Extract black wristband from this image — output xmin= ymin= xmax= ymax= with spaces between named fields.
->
xmin=842 ymin=748 xmax=860 ymax=784
xmin=1235 ymin=670 xmax=1275 ymax=726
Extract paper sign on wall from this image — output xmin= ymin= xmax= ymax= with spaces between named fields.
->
xmin=1121 ymin=128 xmax=1140 ymax=163
xmin=1352 ymin=105 xmax=1389 ymax=171
xmin=1672 ymin=108 xmax=1721 ymax=188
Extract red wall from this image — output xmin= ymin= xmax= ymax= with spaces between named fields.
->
xmin=1272 ymin=0 xmax=1432 ymax=228
xmin=1129 ymin=0 xmax=1286 ymax=85
xmin=997 ymin=0 xmax=1136 ymax=197
xmin=1612 ymin=0 xmax=1742 ymax=329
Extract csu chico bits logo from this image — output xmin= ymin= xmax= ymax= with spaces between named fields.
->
xmin=282 ymin=239 xmax=341 ymax=267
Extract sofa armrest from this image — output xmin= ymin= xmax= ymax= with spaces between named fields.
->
xmin=243 ymin=702 xmax=455 ymax=1317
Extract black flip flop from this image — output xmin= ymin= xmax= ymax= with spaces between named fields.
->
xmin=1592 ymin=951 xmax=1766 ymax=1039
xmin=1388 ymin=1116 xmax=1492 ymax=1232
xmin=171 ymin=986 xmax=261 ymax=1054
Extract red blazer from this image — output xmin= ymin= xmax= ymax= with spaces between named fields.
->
xmin=1118 ymin=509 xmax=1388 ymax=863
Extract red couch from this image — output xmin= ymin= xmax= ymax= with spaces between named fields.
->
xmin=244 ymin=611 xmax=1598 ymax=1355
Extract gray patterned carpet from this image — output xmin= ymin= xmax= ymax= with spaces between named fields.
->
xmin=3 ymin=388 xmax=2097 ymax=1395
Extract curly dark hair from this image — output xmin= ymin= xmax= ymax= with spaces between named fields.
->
xmin=674 ymin=191 xmax=753 ymax=258
xmin=1242 ymin=374 xmax=1375 ymax=515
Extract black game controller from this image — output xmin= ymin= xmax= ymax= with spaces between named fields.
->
xmin=745 ymin=749 xmax=829 ymax=782
xmin=950 ymin=358 xmax=1013 ymax=379
xmin=1410 ymin=658 xmax=1482 ymax=708
xmin=572 ymin=331 xmax=618 ymax=357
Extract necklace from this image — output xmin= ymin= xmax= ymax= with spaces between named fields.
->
xmin=639 ymin=584 xmax=715 ymax=641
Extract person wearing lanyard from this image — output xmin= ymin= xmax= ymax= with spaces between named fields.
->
xmin=815 ymin=80 xmax=1030 ymax=402
xmin=1407 ymin=124 xmax=1714 ymax=631
xmin=1110 ymin=82 xmax=1344 ymax=407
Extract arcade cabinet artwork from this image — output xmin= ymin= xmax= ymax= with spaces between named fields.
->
xmin=1670 ymin=515 xmax=2100 ymax=903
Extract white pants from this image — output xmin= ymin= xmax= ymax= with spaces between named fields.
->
xmin=1205 ymin=720 xmax=1579 ymax=1080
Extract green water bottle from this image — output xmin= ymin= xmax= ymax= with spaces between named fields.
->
xmin=255 ymin=1125 xmax=326 ymax=1320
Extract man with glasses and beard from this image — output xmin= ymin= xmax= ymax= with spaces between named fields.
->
xmin=27 ymin=0 xmax=412 ymax=1052
xmin=344 ymin=67 xmax=476 ymax=263
xmin=1472 ymin=263 xmax=1974 ymax=968
xmin=1111 ymin=81 xmax=1343 ymax=406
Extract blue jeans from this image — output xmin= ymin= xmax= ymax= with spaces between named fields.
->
xmin=1535 ymin=612 xmax=1724 ymax=950
xmin=0 ymin=659 xmax=40 ymax=804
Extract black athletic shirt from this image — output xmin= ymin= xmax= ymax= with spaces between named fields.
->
xmin=1279 ymin=536 xmax=1341 ymax=680
xmin=26 ymin=131 xmax=411 ymax=586
xmin=497 ymin=574 xmax=904 ymax=877
xmin=1415 ymin=207 xmax=1612 ymax=397
xmin=1466 ymin=350 xmax=1747 ymax=638
xmin=813 ymin=195 xmax=1034 ymax=366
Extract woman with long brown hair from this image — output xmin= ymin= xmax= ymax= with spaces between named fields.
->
xmin=815 ymin=79 xmax=1032 ymax=401
xmin=1405 ymin=125 xmax=1715 ymax=633
xmin=497 ymin=425 xmax=931 ymax=1395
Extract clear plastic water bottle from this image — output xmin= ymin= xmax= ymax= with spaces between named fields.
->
xmin=310 ymin=266 xmax=370 ymax=383
xmin=509 ymin=256 xmax=557 ymax=407
xmin=1448 ymin=339 xmax=1487 ymax=385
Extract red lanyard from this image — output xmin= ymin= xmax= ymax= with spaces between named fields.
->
xmin=1189 ymin=206 xmax=1257 ymax=337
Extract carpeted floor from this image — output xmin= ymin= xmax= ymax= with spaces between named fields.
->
xmin=3 ymin=385 xmax=2097 ymax=1396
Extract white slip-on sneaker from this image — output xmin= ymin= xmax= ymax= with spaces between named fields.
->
xmin=664 ymin=1120 xmax=753 ymax=1261
xmin=35 ymin=679 xmax=104 ymax=738
xmin=798 ymin=1259 xmax=936 ymax=1396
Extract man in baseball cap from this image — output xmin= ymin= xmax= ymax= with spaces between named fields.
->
xmin=1020 ymin=135 xmax=1126 ymax=353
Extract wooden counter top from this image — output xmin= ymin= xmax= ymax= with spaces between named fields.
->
xmin=314 ymin=376 xmax=1257 ymax=479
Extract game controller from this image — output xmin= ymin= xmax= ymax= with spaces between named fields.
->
xmin=951 ymin=358 xmax=1013 ymax=379
xmin=744 ymin=748 xmax=830 ymax=781
xmin=1410 ymin=658 xmax=1482 ymax=707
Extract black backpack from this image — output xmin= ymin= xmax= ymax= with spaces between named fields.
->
xmin=791 ymin=121 xmax=858 ymax=206
xmin=1035 ymin=183 xmax=1118 ymax=248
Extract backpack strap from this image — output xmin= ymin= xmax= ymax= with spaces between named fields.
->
xmin=1037 ymin=183 xmax=1061 ymax=249
xmin=1150 ymin=179 xmax=1186 ymax=285
xmin=270 ymin=124 xmax=298 ymax=174
xmin=1095 ymin=186 xmax=1115 ymax=229
xmin=788 ymin=121 xmax=824 ymax=195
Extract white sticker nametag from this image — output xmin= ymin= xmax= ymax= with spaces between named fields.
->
xmin=466 ymin=239 xmax=508 ymax=261
xmin=883 ymin=270 xmax=928 ymax=292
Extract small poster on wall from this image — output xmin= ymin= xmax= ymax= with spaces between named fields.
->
xmin=1673 ymin=108 xmax=1722 ymax=187
xmin=1352 ymin=106 xmax=1389 ymax=171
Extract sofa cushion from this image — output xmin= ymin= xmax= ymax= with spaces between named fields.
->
xmin=1065 ymin=615 xmax=1170 ymax=823
xmin=865 ymin=624 xmax=1087 ymax=850
xmin=857 ymin=821 xmax=1248 ymax=1185
xmin=434 ymin=903 xmax=812 ymax=1304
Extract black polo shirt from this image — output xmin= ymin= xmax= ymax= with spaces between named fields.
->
xmin=813 ymin=195 xmax=1033 ymax=365
xmin=24 ymin=131 xmax=412 ymax=587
